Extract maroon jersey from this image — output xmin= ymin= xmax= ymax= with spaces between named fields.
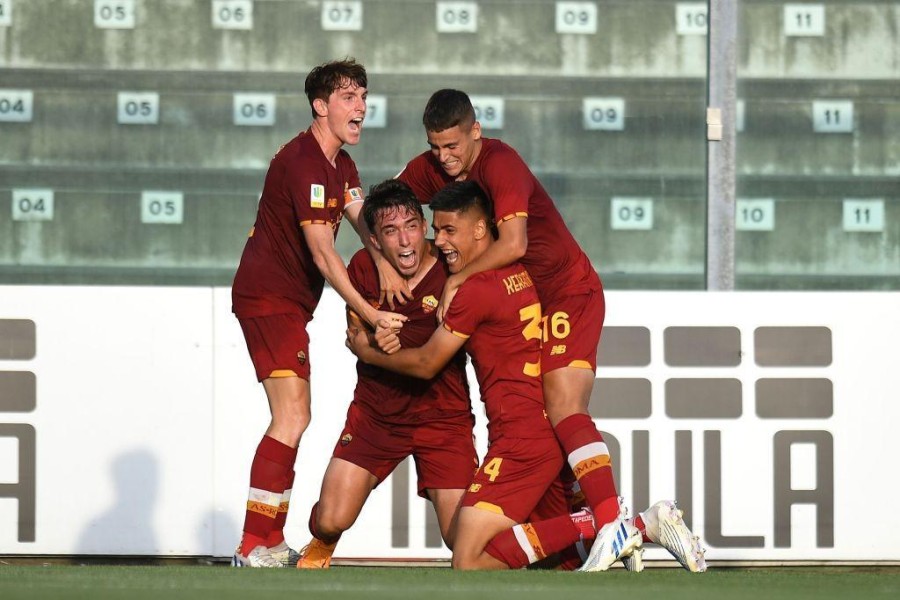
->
xmin=442 ymin=263 xmax=554 ymax=443
xmin=232 ymin=130 xmax=364 ymax=319
xmin=398 ymin=138 xmax=601 ymax=305
xmin=347 ymin=249 xmax=472 ymax=425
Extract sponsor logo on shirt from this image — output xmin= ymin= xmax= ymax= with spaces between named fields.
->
xmin=422 ymin=295 xmax=438 ymax=314
xmin=327 ymin=197 xmax=338 ymax=208
xmin=310 ymin=184 xmax=325 ymax=208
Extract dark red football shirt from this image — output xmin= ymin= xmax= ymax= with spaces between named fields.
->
xmin=398 ymin=138 xmax=601 ymax=305
xmin=347 ymin=248 xmax=472 ymax=425
xmin=442 ymin=263 xmax=554 ymax=443
xmin=232 ymin=130 xmax=364 ymax=319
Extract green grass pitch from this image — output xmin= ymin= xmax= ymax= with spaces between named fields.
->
xmin=1 ymin=565 xmax=899 ymax=600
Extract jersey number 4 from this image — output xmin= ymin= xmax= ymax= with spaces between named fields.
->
xmin=483 ymin=457 xmax=503 ymax=482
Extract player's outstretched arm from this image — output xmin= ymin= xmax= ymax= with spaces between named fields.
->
xmin=344 ymin=200 xmax=413 ymax=310
xmin=346 ymin=322 xmax=463 ymax=379
xmin=437 ymin=216 xmax=528 ymax=322
xmin=303 ymin=222 xmax=407 ymax=329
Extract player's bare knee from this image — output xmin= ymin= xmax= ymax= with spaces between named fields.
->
xmin=440 ymin=531 xmax=455 ymax=551
xmin=275 ymin=401 xmax=311 ymax=433
xmin=451 ymin=551 xmax=484 ymax=571
xmin=544 ymin=400 xmax=577 ymax=426
xmin=545 ymin=389 xmax=592 ymax=422
xmin=315 ymin=505 xmax=354 ymax=539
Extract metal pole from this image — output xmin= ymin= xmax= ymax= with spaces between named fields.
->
xmin=706 ymin=0 xmax=738 ymax=290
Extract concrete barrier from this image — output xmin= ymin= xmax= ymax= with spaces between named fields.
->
xmin=1 ymin=1 xmax=896 ymax=79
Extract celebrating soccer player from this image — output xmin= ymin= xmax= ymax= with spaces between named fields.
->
xmin=229 ymin=59 xmax=406 ymax=568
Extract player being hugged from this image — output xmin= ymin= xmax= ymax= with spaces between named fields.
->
xmin=295 ymin=179 xmax=477 ymax=568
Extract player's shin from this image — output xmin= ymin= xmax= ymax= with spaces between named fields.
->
xmin=554 ymin=414 xmax=619 ymax=525
xmin=240 ymin=436 xmax=297 ymax=556
xmin=484 ymin=514 xmax=586 ymax=569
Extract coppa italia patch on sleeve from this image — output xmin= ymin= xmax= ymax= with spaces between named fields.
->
xmin=346 ymin=187 xmax=363 ymax=203
xmin=310 ymin=184 xmax=325 ymax=208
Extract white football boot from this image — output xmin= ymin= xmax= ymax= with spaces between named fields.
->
xmin=621 ymin=545 xmax=645 ymax=572
xmin=640 ymin=500 xmax=707 ymax=572
xmin=267 ymin=541 xmax=301 ymax=567
xmin=231 ymin=544 xmax=284 ymax=568
xmin=577 ymin=499 xmax=643 ymax=572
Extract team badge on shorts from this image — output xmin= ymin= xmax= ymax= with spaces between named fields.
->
xmin=297 ymin=350 xmax=307 ymax=365
xmin=340 ymin=433 xmax=353 ymax=446
xmin=421 ymin=295 xmax=438 ymax=314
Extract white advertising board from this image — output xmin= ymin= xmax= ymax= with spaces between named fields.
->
xmin=1 ymin=288 xmax=899 ymax=562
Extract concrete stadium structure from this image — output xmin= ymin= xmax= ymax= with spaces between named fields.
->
xmin=1 ymin=0 xmax=898 ymax=288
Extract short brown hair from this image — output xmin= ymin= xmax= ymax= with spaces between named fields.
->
xmin=304 ymin=58 xmax=367 ymax=118
xmin=363 ymin=179 xmax=424 ymax=232
xmin=422 ymin=89 xmax=476 ymax=133
xmin=430 ymin=180 xmax=498 ymax=240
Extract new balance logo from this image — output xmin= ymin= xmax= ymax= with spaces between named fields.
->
xmin=549 ymin=344 xmax=566 ymax=356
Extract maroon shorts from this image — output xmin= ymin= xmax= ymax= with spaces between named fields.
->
xmin=526 ymin=474 xmax=569 ymax=522
xmin=541 ymin=287 xmax=605 ymax=374
xmin=461 ymin=435 xmax=565 ymax=523
xmin=237 ymin=314 xmax=311 ymax=382
xmin=332 ymin=402 xmax=477 ymax=498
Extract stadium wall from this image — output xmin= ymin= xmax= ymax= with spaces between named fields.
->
xmin=0 ymin=286 xmax=898 ymax=562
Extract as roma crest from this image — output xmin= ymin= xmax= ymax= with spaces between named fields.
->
xmin=422 ymin=295 xmax=438 ymax=314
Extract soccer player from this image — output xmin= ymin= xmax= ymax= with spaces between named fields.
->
xmin=295 ymin=179 xmax=477 ymax=568
xmin=347 ymin=181 xmax=642 ymax=571
xmin=230 ymin=59 xmax=406 ymax=568
xmin=395 ymin=89 xmax=706 ymax=572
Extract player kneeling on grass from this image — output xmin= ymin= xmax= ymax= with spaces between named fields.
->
xmin=347 ymin=180 xmax=639 ymax=571
xmin=296 ymin=179 xmax=477 ymax=568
